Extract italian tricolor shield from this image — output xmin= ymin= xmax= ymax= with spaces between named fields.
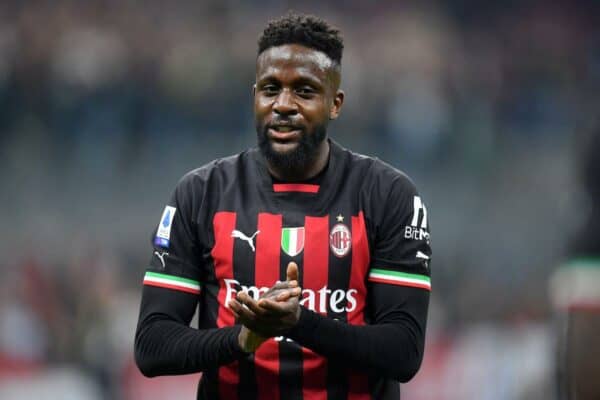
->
xmin=281 ymin=227 xmax=305 ymax=257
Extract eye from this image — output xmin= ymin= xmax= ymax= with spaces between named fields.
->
xmin=261 ymin=84 xmax=279 ymax=96
xmin=296 ymin=87 xmax=316 ymax=98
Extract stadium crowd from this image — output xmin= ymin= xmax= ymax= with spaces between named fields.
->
xmin=0 ymin=1 xmax=598 ymax=398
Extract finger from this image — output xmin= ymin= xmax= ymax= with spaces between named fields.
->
xmin=260 ymin=286 xmax=302 ymax=303
xmin=231 ymin=300 xmax=261 ymax=326
xmin=228 ymin=298 xmax=242 ymax=311
xmin=268 ymin=281 xmax=298 ymax=291
xmin=234 ymin=311 xmax=261 ymax=332
xmin=260 ymin=282 xmax=298 ymax=300
xmin=237 ymin=291 xmax=268 ymax=316
xmin=275 ymin=287 xmax=302 ymax=301
xmin=230 ymin=298 xmax=286 ymax=335
xmin=229 ymin=299 xmax=252 ymax=318
xmin=286 ymin=262 xmax=299 ymax=282
xmin=258 ymin=298 xmax=296 ymax=316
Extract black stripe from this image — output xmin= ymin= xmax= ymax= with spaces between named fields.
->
xmin=198 ymin=257 xmax=219 ymax=330
xmin=279 ymin=214 xmax=304 ymax=400
xmin=198 ymin=257 xmax=221 ymax=399
xmin=233 ymin=214 xmax=258 ymax=400
xmin=198 ymin=369 xmax=219 ymax=399
xmin=327 ymin=213 xmax=352 ymax=399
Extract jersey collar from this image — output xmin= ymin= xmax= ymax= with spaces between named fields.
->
xmin=251 ymin=139 xmax=346 ymax=212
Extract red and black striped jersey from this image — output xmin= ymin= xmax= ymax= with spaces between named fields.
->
xmin=135 ymin=140 xmax=432 ymax=399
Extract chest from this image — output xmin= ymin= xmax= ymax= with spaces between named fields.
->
xmin=204 ymin=209 xmax=370 ymax=319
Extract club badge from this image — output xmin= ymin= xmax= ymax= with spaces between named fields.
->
xmin=329 ymin=223 xmax=351 ymax=257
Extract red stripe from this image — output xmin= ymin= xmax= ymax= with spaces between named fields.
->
xmin=565 ymin=303 xmax=600 ymax=312
xmin=367 ymin=276 xmax=431 ymax=290
xmin=273 ymin=183 xmax=319 ymax=193
xmin=211 ymin=211 xmax=239 ymax=400
xmin=143 ymin=281 xmax=200 ymax=295
xmin=347 ymin=212 xmax=369 ymax=325
xmin=297 ymin=228 xmax=305 ymax=251
xmin=254 ymin=213 xmax=282 ymax=400
xmin=301 ymin=215 xmax=329 ymax=399
xmin=347 ymin=212 xmax=371 ymax=399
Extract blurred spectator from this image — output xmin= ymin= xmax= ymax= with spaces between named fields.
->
xmin=550 ymin=127 xmax=600 ymax=399
xmin=0 ymin=1 xmax=598 ymax=398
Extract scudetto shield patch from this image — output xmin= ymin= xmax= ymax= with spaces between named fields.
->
xmin=281 ymin=227 xmax=305 ymax=257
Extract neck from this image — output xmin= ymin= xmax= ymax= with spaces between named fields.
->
xmin=267 ymin=139 xmax=330 ymax=182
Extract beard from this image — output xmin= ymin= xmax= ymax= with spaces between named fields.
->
xmin=257 ymin=123 xmax=327 ymax=180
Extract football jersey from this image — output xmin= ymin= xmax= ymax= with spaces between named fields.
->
xmin=137 ymin=140 xmax=431 ymax=399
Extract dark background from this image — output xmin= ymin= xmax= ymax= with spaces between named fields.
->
xmin=0 ymin=1 xmax=598 ymax=398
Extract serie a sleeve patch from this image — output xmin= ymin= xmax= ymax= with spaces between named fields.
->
xmin=154 ymin=206 xmax=177 ymax=248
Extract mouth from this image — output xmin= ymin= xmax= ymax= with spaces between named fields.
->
xmin=267 ymin=125 xmax=302 ymax=141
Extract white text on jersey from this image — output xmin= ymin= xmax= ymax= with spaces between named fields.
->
xmin=223 ymin=278 xmax=358 ymax=314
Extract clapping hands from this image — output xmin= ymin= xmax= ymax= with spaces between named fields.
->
xmin=229 ymin=262 xmax=302 ymax=352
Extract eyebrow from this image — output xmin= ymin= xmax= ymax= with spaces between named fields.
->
xmin=256 ymin=70 xmax=324 ymax=89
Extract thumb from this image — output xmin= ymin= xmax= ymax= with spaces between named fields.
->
xmin=286 ymin=261 xmax=299 ymax=282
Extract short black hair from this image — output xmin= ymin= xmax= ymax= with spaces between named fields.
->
xmin=258 ymin=12 xmax=344 ymax=65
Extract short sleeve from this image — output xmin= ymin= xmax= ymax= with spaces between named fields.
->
xmin=368 ymin=176 xmax=432 ymax=291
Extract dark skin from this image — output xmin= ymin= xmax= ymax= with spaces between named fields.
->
xmin=229 ymin=262 xmax=301 ymax=352
xmin=229 ymin=44 xmax=345 ymax=352
xmin=253 ymin=43 xmax=344 ymax=181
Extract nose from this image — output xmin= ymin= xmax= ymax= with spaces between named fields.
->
xmin=273 ymin=89 xmax=298 ymax=116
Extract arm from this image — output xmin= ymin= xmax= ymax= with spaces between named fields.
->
xmin=235 ymin=272 xmax=429 ymax=382
xmin=233 ymin=280 xmax=428 ymax=382
xmin=286 ymin=284 xmax=428 ymax=382
xmin=134 ymin=172 xmax=248 ymax=377
xmin=135 ymin=283 xmax=247 ymax=377
xmin=287 ymin=176 xmax=432 ymax=381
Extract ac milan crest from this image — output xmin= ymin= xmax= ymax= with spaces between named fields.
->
xmin=329 ymin=223 xmax=351 ymax=257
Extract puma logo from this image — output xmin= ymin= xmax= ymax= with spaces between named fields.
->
xmin=154 ymin=251 xmax=168 ymax=268
xmin=231 ymin=230 xmax=260 ymax=252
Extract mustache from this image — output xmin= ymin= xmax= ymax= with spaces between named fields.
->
xmin=266 ymin=119 xmax=303 ymax=129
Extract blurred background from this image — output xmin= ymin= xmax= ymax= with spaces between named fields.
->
xmin=1 ymin=0 xmax=599 ymax=399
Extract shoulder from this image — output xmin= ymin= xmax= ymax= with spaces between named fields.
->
xmin=169 ymin=150 xmax=252 ymax=210
xmin=176 ymin=150 xmax=249 ymax=190
xmin=369 ymin=157 xmax=419 ymax=203
xmin=339 ymin=144 xmax=418 ymax=201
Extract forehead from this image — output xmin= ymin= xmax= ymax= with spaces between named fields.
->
xmin=256 ymin=44 xmax=334 ymax=81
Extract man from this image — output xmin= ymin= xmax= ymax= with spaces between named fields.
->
xmin=135 ymin=12 xmax=432 ymax=399
xmin=550 ymin=128 xmax=600 ymax=399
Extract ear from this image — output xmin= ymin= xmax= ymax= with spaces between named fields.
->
xmin=329 ymin=90 xmax=345 ymax=120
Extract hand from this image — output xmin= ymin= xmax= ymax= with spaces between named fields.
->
xmin=237 ymin=326 xmax=267 ymax=353
xmin=256 ymin=261 xmax=302 ymax=324
xmin=230 ymin=262 xmax=302 ymax=342
xmin=235 ymin=278 xmax=300 ymax=352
